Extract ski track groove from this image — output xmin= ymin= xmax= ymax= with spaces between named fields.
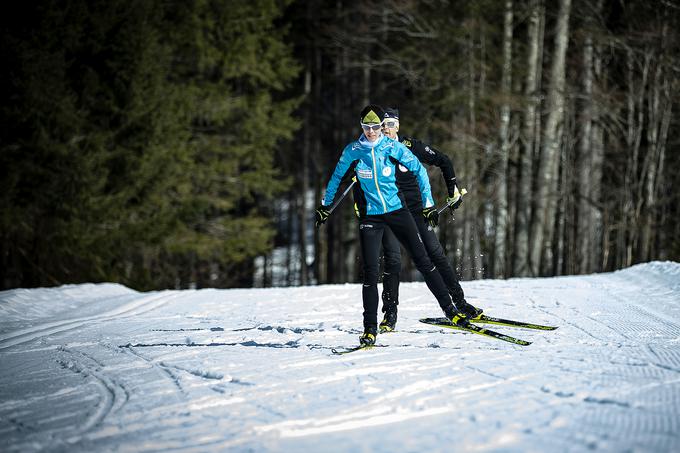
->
xmin=121 ymin=346 xmax=186 ymax=395
xmin=647 ymin=346 xmax=680 ymax=373
xmin=529 ymin=298 xmax=607 ymax=342
xmin=55 ymin=348 xmax=129 ymax=435
xmin=0 ymin=291 xmax=182 ymax=350
xmin=158 ymin=361 xmax=225 ymax=381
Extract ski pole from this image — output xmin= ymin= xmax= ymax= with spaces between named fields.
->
xmin=437 ymin=188 xmax=468 ymax=215
xmin=328 ymin=178 xmax=357 ymax=215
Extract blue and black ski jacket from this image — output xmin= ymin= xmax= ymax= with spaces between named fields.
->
xmin=322 ymin=134 xmax=434 ymax=215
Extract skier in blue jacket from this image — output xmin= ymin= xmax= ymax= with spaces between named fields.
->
xmin=315 ymin=104 xmax=470 ymax=346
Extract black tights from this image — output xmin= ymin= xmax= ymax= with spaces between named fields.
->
xmin=359 ymin=208 xmax=452 ymax=330
xmin=381 ymin=207 xmax=466 ymax=308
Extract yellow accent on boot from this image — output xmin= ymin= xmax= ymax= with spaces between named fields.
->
xmin=360 ymin=333 xmax=376 ymax=345
xmin=379 ymin=320 xmax=394 ymax=333
xmin=451 ymin=314 xmax=469 ymax=327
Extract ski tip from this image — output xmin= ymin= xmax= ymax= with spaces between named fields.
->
xmin=331 ymin=344 xmax=386 ymax=355
xmin=419 ymin=317 xmax=450 ymax=324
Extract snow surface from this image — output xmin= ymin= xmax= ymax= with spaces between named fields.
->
xmin=1 ymin=262 xmax=679 ymax=452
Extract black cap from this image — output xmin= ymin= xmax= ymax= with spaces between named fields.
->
xmin=360 ymin=104 xmax=385 ymax=125
xmin=384 ymin=107 xmax=399 ymax=120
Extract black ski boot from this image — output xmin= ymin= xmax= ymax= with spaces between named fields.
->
xmin=379 ymin=304 xmax=398 ymax=333
xmin=455 ymin=299 xmax=483 ymax=319
xmin=359 ymin=327 xmax=377 ymax=346
xmin=443 ymin=305 xmax=470 ymax=327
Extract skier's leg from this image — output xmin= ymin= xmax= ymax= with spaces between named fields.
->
xmin=385 ymin=208 xmax=454 ymax=315
xmin=380 ymin=226 xmax=400 ymax=330
xmin=410 ymin=208 xmax=482 ymax=318
xmin=359 ymin=217 xmax=385 ymax=333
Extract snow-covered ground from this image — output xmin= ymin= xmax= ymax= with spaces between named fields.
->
xmin=1 ymin=262 xmax=679 ymax=452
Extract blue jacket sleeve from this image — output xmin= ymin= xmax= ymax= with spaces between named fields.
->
xmin=322 ymin=145 xmax=355 ymax=207
xmin=392 ymin=142 xmax=435 ymax=208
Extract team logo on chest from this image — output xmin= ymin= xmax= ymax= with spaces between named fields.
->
xmin=357 ymin=168 xmax=373 ymax=179
xmin=382 ymin=166 xmax=392 ymax=177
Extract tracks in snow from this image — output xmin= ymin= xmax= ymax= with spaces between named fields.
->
xmin=56 ymin=347 xmax=130 ymax=434
xmin=0 ymin=291 xmax=182 ymax=350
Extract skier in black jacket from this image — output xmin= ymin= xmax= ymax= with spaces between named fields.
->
xmin=354 ymin=107 xmax=482 ymax=332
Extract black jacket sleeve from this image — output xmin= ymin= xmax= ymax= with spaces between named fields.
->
xmin=402 ymin=136 xmax=458 ymax=196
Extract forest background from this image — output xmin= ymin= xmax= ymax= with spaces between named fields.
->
xmin=1 ymin=0 xmax=678 ymax=290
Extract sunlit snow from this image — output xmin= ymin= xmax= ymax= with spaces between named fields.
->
xmin=1 ymin=262 xmax=679 ymax=452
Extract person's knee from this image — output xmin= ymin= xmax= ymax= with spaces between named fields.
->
xmin=383 ymin=254 xmax=401 ymax=274
xmin=411 ymin=247 xmax=434 ymax=272
xmin=414 ymin=260 xmax=436 ymax=275
xmin=363 ymin=265 xmax=380 ymax=285
xmin=429 ymin=250 xmax=448 ymax=270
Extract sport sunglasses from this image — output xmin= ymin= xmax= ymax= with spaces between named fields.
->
xmin=361 ymin=123 xmax=383 ymax=131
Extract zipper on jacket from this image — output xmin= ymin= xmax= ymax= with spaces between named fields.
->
xmin=371 ymin=146 xmax=387 ymax=213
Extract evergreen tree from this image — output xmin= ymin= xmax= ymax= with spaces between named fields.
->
xmin=0 ymin=0 xmax=300 ymax=289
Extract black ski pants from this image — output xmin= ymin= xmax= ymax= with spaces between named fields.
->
xmin=359 ymin=207 xmax=452 ymax=330
xmin=381 ymin=207 xmax=466 ymax=308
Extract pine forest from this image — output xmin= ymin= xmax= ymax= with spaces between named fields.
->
xmin=1 ymin=0 xmax=679 ymax=290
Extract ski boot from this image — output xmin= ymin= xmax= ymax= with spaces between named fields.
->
xmin=359 ymin=327 xmax=377 ymax=346
xmin=443 ymin=305 xmax=471 ymax=328
xmin=455 ymin=299 xmax=483 ymax=319
xmin=379 ymin=305 xmax=398 ymax=333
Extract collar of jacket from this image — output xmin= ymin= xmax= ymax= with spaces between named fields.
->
xmin=358 ymin=133 xmax=385 ymax=149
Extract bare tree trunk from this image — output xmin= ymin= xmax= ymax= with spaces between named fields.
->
xmin=312 ymin=46 xmax=323 ymax=284
xmin=641 ymin=18 xmax=671 ymax=262
xmin=577 ymin=25 xmax=594 ymax=274
xmin=589 ymin=37 xmax=604 ymax=272
xmin=286 ymin=193 xmax=295 ymax=285
xmin=572 ymin=0 xmax=603 ymax=274
xmin=463 ymin=29 xmax=476 ymax=280
xmin=624 ymin=48 xmax=650 ymax=267
xmin=495 ymin=0 xmax=513 ymax=278
xmin=299 ymin=66 xmax=311 ymax=286
xmin=513 ymin=0 xmax=543 ymax=277
xmin=559 ymin=102 xmax=576 ymax=275
xmin=529 ymin=0 xmax=571 ymax=275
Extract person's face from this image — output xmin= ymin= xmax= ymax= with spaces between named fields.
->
xmin=382 ymin=119 xmax=399 ymax=139
xmin=361 ymin=123 xmax=382 ymax=142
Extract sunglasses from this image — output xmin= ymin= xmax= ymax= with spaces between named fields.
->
xmin=361 ymin=123 xmax=383 ymax=132
xmin=383 ymin=120 xmax=399 ymax=129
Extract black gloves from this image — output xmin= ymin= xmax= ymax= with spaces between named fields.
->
xmin=315 ymin=205 xmax=330 ymax=227
xmin=423 ymin=206 xmax=439 ymax=228
xmin=446 ymin=186 xmax=464 ymax=211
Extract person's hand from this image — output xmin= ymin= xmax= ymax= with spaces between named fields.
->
xmin=423 ymin=207 xmax=439 ymax=228
xmin=446 ymin=186 xmax=464 ymax=211
xmin=315 ymin=205 xmax=330 ymax=227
